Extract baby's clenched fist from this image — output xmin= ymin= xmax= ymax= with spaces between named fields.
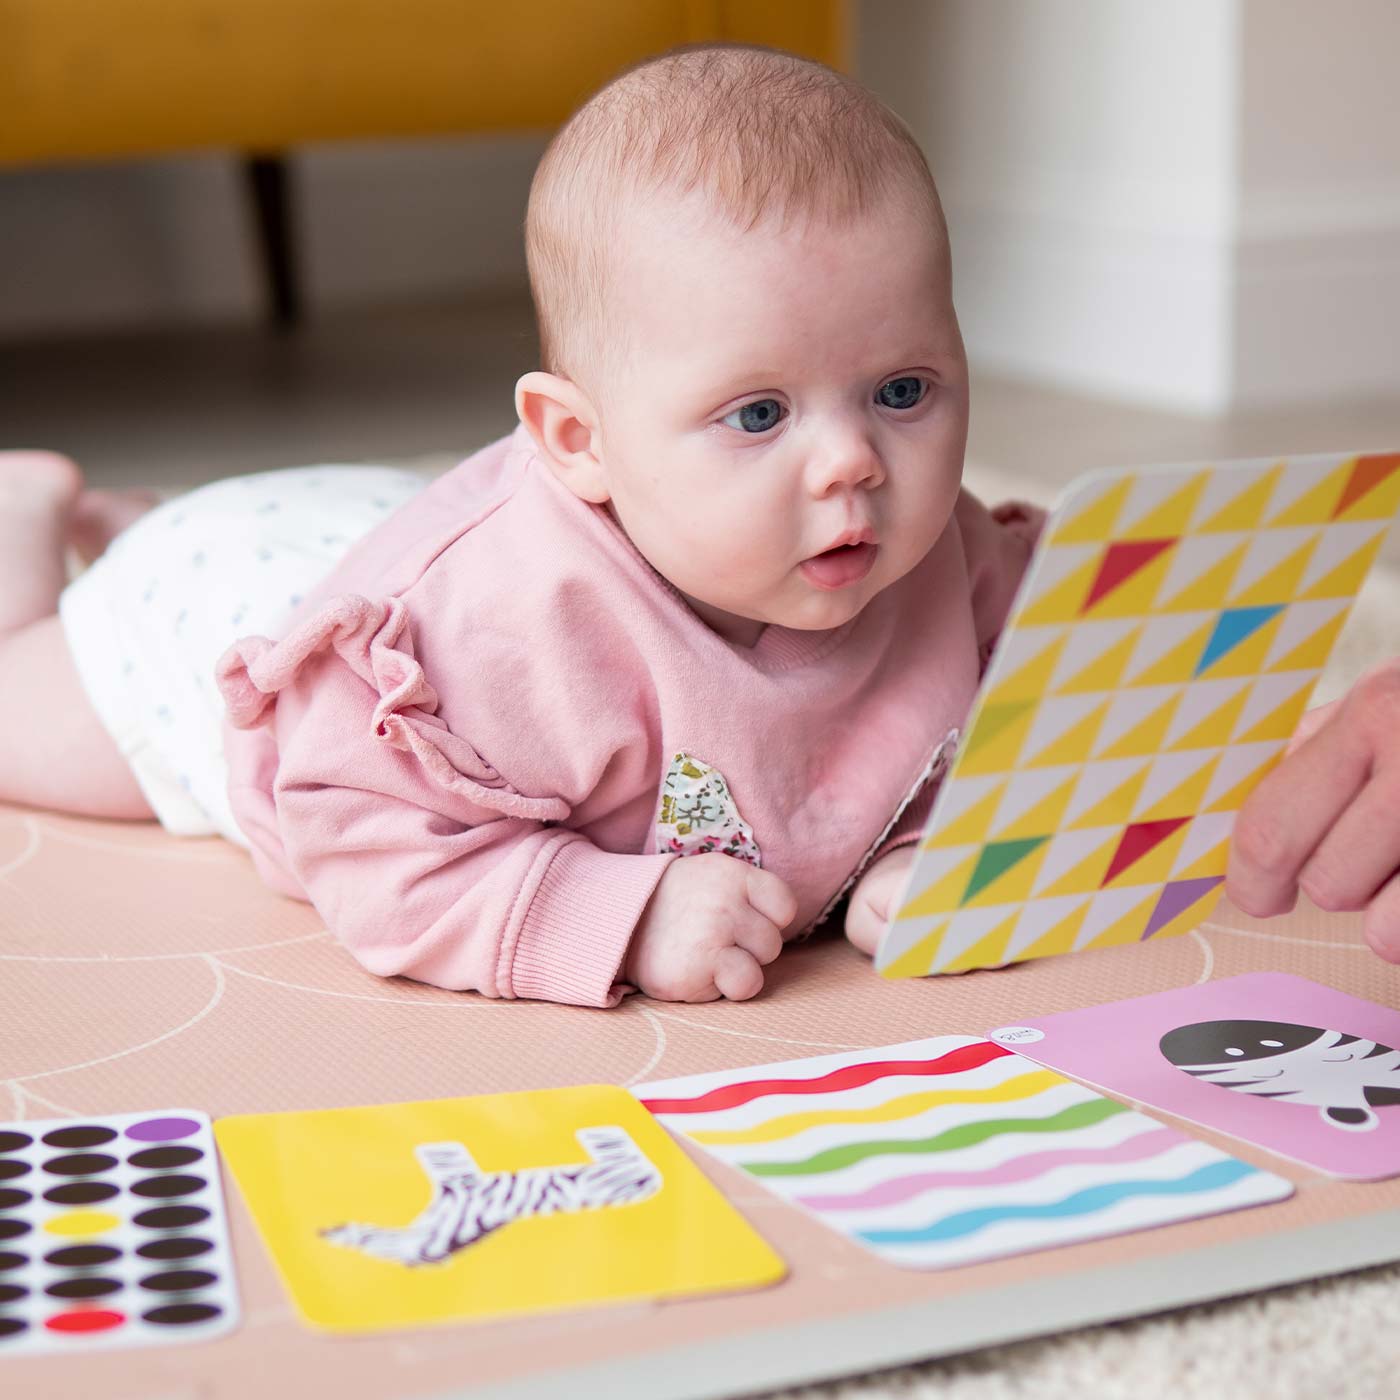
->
xmin=623 ymin=853 xmax=797 ymax=1002
xmin=844 ymin=846 xmax=916 ymax=955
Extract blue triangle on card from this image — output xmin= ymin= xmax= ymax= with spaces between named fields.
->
xmin=1194 ymin=605 xmax=1285 ymax=675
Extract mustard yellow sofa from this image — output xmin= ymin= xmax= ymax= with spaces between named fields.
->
xmin=1 ymin=0 xmax=848 ymax=323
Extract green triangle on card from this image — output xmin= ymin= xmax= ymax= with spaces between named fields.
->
xmin=961 ymin=699 xmax=1037 ymax=762
xmin=960 ymin=835 xmax=1051 ymax=906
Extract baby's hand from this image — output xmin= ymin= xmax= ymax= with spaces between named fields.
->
xmin=624 ymin=854 xmax=797 ymax=1002
xmin=844 ymin=847 xmax=917 ymax=955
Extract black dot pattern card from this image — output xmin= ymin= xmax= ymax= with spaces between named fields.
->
xmin=0 ymin=1109 xmax=239 ymax=1354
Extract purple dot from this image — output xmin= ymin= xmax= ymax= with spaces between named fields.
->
xmin=126 ymin=1117 xmax=200 ymax=1144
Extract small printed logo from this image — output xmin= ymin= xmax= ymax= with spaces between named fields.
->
xmin=990 ymin=1026 xmax=1045 ymax=1044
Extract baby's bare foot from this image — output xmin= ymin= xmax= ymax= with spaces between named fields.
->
xmin=0 ymin=451 xmax=85 ymax=633
xmin=69 ymin=487 xmax=161 ymax=564
xmin=0 ymin=450 xmax=84 ymax=518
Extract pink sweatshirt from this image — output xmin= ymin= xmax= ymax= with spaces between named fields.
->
xmin=217 ymin=424 xmax=1040 ymax=1007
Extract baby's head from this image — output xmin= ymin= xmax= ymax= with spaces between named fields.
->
xmin=516 ymin=43 xmax=968 ymax=646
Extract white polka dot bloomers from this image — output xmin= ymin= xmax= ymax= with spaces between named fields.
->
xmin=58 ymin=465 xmax=428 ymax=842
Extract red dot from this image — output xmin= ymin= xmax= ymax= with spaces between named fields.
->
xmin=45 ymin=1309 xmax=125 ymax=1333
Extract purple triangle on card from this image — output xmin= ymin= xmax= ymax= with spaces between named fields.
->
xmin=1142 ymin=876 xmax=1225 ymax=940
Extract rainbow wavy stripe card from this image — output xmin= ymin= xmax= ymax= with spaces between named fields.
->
xmin=877 ymin=450 xmax=1400 ymax=978
xmin=213 ymin=1085 xmax=784 ymax=1334
xmin=635 ymin=1037 xmax=1292 ymax=1271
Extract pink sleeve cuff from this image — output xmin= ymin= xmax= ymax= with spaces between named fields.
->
xmin=509 ymin=838 xmax=676 ymax=1007
xmin=872 ymin=788 xmax=935 ymax=863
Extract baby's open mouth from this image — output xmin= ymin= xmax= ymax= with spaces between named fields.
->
xmin=799 ymin=541 xmax=878 ymax=591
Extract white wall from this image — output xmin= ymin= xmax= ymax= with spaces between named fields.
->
xmin=1232 ymin=0 xmax=1400 ymax=406
xmin=856 ymin=0 xmax=1400 ymax=413
xmin=859 ymin=0 xmax=1240 ymax=412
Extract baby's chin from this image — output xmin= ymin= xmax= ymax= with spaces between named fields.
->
xmin=761 ymin=578 xmax=882 ymax=633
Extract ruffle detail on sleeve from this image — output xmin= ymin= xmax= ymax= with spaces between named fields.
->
xmin=215 ymin=593 xmax=569 ymax=823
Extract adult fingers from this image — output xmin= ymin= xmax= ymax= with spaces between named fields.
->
xmin=1364 ymin=871 xmax=1400 ymax=962
xmin=1284 ymin=697 xmax=1340 ymax=756
xmin=1297 ymin=770 xmax=1400 ymax=914
xmin=1227 ymin=691 xmax=1375 ymax=917
xmin=744 ymin=865 xmax=799 ymax=932
xmin=713 ymin=945 xmax=765 ymax=1001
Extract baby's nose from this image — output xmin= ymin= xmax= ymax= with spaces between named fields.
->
xmin=808 ymin=434 xmax=885 ymax=495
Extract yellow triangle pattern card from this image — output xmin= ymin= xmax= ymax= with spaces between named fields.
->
xmin=877 ymin=450 xmax=1399 ymax=979
xmin=214 ymin=1085 xmax=785 ymax=1333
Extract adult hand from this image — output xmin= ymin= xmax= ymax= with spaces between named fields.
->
xmin=1227 ymin=659 xmax=1400 ymax=959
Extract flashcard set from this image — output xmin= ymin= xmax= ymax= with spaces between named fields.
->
xmin=8 ymin=453 xmax=1400 ymax=1354
xmin=6 ymin=996 xmax=1400 ymax=1350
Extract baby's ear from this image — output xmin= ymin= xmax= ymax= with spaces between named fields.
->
xmin=514 ymin=371 xmax=611 ymax=505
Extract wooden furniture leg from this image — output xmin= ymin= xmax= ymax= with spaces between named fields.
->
xmin=244 ymin=152 xmax=300 ymax=332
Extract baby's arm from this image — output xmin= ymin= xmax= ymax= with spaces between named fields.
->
xmin=225 ymin=611 xmax=791 ymax=1006
xmin=955 ymin=489 xmax=1045 ymax=665
xmin=842 ymin=491 xmax=1045 ymax=957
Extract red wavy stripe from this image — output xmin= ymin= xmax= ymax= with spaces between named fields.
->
xmin=638 ymin=1041 xmax=1012 ymax=1115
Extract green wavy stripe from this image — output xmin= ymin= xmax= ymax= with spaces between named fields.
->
xmin=741 ymin=1097 xmax=1130 ymax=1178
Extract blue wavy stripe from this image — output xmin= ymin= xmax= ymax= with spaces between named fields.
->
xmin=858 ymin=1158 xmax=1257 ymax=1246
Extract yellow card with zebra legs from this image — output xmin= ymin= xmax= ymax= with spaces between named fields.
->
xmin=876 ymin=449 xmax=1400 ymax=979
xmin=213 ymin=1085 xmax=784 ymax=1333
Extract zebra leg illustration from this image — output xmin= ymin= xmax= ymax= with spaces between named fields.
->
xmin=573 ymin=1127 xmax=663 ymax=1206
xmin=320 ymin=1141 xmax=483 ymax=1265
xmin=322 ymin=1128 xmax=663 ymax=1267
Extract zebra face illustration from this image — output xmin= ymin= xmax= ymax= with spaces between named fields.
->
xmin=1159 ymin=1018 xmax=1400 ymax=1132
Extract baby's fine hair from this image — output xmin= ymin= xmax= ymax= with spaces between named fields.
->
xmin=524 ymin=41 xmax=946 ymax=401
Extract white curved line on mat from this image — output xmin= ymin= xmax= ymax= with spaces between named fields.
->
xmin=1189 ymin=928 xmax=1215 ymax=984
xmin=1199 ymin=920 xmax=1373 ymax=950
xmin=17 ymin=956 xmax=225 ymax=1083
xmin=623 ymin=1006 xmax=668 ymax=1087
xmin=641 ymin=1008 xmax=861 ymax=1050
xmin=16 ymin=1084 xmax=81 ymax=1119
xmin=214 ymin=958 xmax=526 ymax=1009
xmin=0 ymin=815 xmax=40 ymax=882
xmin=4 ymin=1081 xmax=23 ymax=1121
xmin=0 ymin=928 xmax=331 ymax=964
xmin=33 ymin=821 xmax=235 ymax=862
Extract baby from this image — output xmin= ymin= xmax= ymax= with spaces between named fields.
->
xmin=0 ymin=42 xmax=1044 ymax=1006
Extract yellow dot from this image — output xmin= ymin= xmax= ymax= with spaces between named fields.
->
xmin=43 ymin=1210 xmax=121 ymax=1237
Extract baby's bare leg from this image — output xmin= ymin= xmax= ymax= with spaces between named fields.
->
xmin=0 ymin=452 xmax=154 ymax=819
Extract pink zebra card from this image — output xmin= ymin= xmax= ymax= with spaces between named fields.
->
xmin=989 ymin=973 xmax=1400 ymax=1178
xmin=213 ymin=1085 xmax=784 ymax=1332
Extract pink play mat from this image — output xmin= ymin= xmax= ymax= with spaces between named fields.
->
xmin=5 ymin=803 xmax=1400 ymax=1398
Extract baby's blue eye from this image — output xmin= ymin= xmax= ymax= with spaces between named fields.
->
xmin=723 ymin=399 xmax=784 ymax=434
xmin=877 ymin=375 xmax=926 ymax=410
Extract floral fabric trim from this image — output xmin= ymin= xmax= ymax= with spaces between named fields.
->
xmin=655 ymin=753 xmax=761 ymax=867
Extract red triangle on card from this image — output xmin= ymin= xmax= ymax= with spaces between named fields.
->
xmin=1101 ymin=817 xmax=1190 ymax=886
xmin=1081 ymin=539 xmax=1176 ymax=613
xmin=1332 ymin=453 xmax=1400 ymax=519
